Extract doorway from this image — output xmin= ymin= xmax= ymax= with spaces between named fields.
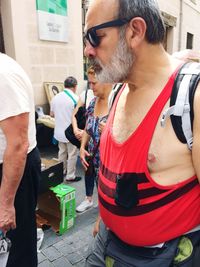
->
xmin=0 ymin=12 xmax=5 ymax=53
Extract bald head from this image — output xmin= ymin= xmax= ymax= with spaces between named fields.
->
xmin=86 ymin=0 xmax=165 ymax=44
xmin=86 ymin=0 xmax=118 ymax=30
xmin=88 ymin=0 xmax=117 ymax=12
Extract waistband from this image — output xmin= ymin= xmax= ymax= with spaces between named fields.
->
xmin=145 ymin=225 xmax=200 ymax=248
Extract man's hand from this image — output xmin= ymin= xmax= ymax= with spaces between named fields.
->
xmin=93 ymin=215 xmax=101 ymax=237
xmin=0 ymin=204 xmax=16 ymax=234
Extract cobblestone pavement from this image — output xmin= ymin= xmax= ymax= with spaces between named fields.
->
xmin=38 ymin=207 xmax=98 ymax=267
xmin=38 ymin=145 xmax=98 ymax=267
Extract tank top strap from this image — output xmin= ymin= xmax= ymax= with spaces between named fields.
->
xmin=111 ymin=65 xmax=182 ymax=133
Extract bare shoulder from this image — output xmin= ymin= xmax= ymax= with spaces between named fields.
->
xmin=193 ymin=80 xmax=200 ymax=129
xmin=192 ymin=80 xmax=200 ymax=181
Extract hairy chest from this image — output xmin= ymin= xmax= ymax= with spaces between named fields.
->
xmin=111 ymin=92 xmax=192 ymax=184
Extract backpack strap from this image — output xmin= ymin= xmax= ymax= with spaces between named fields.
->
xmin=84 ymin=88 xmax=88 ymax=107
xmin=63 ymin=89 xmax=77 ymax=108
xmin=108 ymin=83 xmax=124 ymax=111
xmin=161 ymin=62 xmax=200 ymax=150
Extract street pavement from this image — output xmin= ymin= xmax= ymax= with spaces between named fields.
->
xmin=38 ymin=207 xmax=98 ymax=267
xmin=38 ymin=145 xmax=98 ymax=267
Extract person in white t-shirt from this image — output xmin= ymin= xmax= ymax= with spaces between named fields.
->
xmin=0 ymin=53 xmax=41 ymax=267
xmin=50 ymin=76 xmax=81 ymax=182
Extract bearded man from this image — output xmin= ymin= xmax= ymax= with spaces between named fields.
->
xmin=83 ymin=0 xmax=200 ymax=266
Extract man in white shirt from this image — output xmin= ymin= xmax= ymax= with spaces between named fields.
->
xmin=0 ymin=53 xmax=41 ymax=267
xmin=50 ymin=76 xmax=81 ymax=182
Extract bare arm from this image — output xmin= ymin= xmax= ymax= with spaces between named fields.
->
xmin=0 ymin=113 xmax=29 ymax=233
xmin=80 ymin=130 xmax=91 ymax=170
xmin=50 ymin=100 xmax=54 ymax=117
xmin=93 ymin=214 xmax=101 ymax=237
xmin=72 ymin=98 xmax=84 ymax=141
xmin=192 ymin=84 xmax=200 ymax=183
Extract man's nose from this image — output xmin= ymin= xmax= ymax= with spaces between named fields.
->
xmin=84 ymin=42 xmax=96 ymax=58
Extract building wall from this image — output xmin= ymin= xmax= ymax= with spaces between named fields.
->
xmin=0 ymin=0 xmax=200 ymax=105
xmin=181 ymin=0 xmax=200 ymax=50
xmin=158 ymin=0 xmax=200 ymax=52
xmin=158 ymin=0 xmax=180 ymax=52
xmin=1 ymin=0 xmax=84 ymax=107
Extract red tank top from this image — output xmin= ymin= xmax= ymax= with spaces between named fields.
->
xmin=99 ymin=70 xmax=200 ymax=246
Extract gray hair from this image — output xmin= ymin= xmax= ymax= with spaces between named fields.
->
xmin=118 ymin=0 xmax=165 ymax=44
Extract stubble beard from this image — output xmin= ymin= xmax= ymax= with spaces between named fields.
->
xmin=89 ymin=34 xmax=134 ymax=84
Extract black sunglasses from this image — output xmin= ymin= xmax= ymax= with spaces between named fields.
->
xmin=84 ymin=18 xmax=131 ymax=48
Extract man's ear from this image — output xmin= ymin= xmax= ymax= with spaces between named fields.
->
xmin=126 ymin=17 xmax=147 ymax=48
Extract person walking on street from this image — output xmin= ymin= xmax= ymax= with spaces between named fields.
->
xmin=84 ymin=0 xmax=200 ymax=266
xmin=0 ymin=53 xmax=41 ymax=267
xmin=50 ymin=76 xmax=81 ymax=182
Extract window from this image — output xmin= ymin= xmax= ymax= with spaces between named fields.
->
xmin=186 ymin=32 xmax=193 ymax=49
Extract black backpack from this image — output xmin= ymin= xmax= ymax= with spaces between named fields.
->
xmin=161 ymin=62 xmax=200 ymax=150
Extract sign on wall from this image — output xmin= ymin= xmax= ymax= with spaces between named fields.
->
xmin=36 ymin=0 xmax=68 ymax=42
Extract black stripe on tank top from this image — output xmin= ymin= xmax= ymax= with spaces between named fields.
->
xmin=98 ymin=178 xmax=168 ymax=200
xmin=100 ymin=162 xmax=149 ymax=184
xmin=99 ymin=179 xmax=199 ymax=216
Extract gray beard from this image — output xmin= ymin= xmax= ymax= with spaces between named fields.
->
xmin=90 ymin=37 xmax=134 ymax=84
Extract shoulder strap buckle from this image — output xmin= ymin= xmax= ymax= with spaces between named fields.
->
xmin=160 ymin=62 xmax=200 ymax=150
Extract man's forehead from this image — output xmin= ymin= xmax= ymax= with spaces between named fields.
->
xmin=85 ymin=0 xmax=118 ymax=30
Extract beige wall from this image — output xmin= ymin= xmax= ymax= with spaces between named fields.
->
xmin=158 ymin=0 xmax=200 ymax=52
xmin=1 ymin=0 xmax=84 ymax=106
xmin=158 ymin=0 xmax=180 ymax=52
xmin=1 ymin=0 xmax=200 ymax=106
xmin=181 ymin=0 xmax=200 ymax=50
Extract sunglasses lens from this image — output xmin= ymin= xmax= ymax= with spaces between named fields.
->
xmin=87 ymin=29 xmax=100 ymax=47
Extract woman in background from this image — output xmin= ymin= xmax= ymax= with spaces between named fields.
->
xmin=76 ymin=68 xmax=112 ymax=213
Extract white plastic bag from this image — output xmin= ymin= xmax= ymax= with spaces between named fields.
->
xmin=37 ymin=228 xmax=44 ymax=253
xmin=0 ymin=233 xmax=11 ymax=267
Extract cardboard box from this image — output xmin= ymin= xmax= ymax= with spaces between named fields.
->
xmin=39 ymin=158 xmax=63 ymax=194
xmin=37 ymin=183 xmax=76 ymax=234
